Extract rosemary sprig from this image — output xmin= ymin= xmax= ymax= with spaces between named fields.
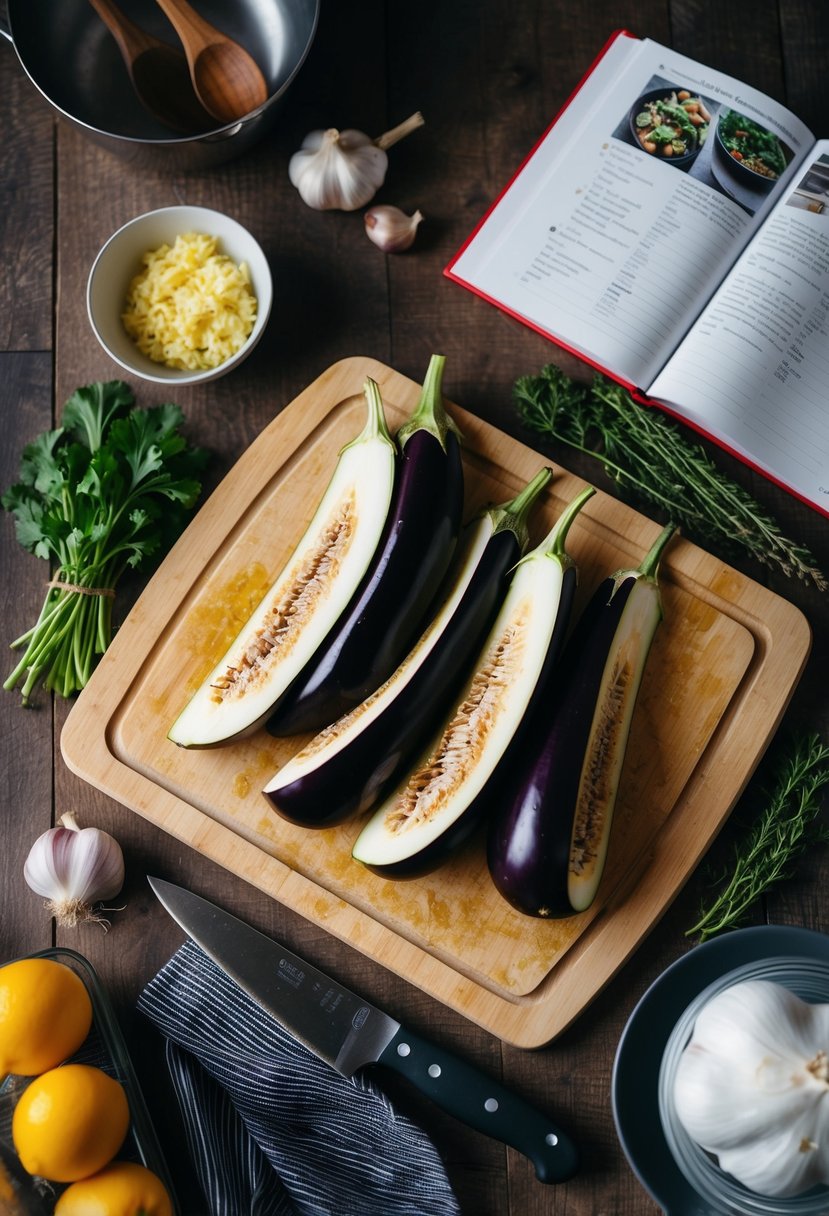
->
xmin=515 ymin=365 xmax=827 ymax=590
xmin=686 ymin=734 xmax=829 ymax=941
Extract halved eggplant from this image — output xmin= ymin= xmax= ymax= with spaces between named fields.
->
xmin=265 ymin=354 xmax=465 ymax=737
xmin=487 ymin=523 xmax=676 ymax=918
xmin=262 ymin=468 xmax=553 ymax=828
xmin=351 ymin=485 xmax=596 ymax=878
xmin=167 ymin=380 xmax=396 ymax=748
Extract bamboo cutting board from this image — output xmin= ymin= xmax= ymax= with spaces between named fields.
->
xmin=61 ymin=357 xmax=810 ymax=1048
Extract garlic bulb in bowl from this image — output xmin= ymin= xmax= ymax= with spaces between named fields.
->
xmin=673 ymin=979 xmax=829 ymax=1199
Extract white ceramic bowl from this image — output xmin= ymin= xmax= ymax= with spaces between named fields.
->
xmin=87 ymin=205 xmax=272 ymax=386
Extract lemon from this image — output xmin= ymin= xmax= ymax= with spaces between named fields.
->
xmin=12 ymin=1063 xmax=130 ymax=1182
xmin=0 ymin=957 xmax=92 ymax=1076
xmin=55 ymin=1161 xmax=174 ymax=1216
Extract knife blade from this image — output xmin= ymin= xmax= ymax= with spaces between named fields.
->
xmin=148 ymin=877 xmax=578 ymax=1184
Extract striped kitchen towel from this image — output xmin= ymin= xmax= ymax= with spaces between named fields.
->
xmin=138 ymin=938 xmax=461 ymax=1216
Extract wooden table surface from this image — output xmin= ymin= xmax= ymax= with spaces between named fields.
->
xmin=2 ymin=2 xmax=827 ymax=1213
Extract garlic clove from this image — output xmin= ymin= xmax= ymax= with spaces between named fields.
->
xmin=364 ymin=205 xmax=424 ymax=254
xmin=24 ymin=811 xmax=125 ymax=929
xmin=288 ymin=112 xmax=424 ymax=212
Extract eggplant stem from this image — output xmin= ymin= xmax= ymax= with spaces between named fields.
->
xmin=343 ymin=378 xmax=395 ymax=453
xmin=500 ymin=467 xmax=553 ymax=517
xmin=397 ymin=354 xmax=463 ymax=452
xmin=530 ymin=484 xmax=595 ymax=563
xmin=489 ymin=467 xmax=553 ymax=547
xmin=638 ymin=522 xmax=678 ymax=581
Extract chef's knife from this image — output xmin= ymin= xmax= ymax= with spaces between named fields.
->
xmin=148 ymin=877 xmax=579 ymax=1184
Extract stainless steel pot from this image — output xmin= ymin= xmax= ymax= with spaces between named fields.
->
xmin=0 ymin=0 xmax=319 ymax=169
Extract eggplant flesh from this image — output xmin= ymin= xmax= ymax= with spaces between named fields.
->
xmin=487 ymin=524 xmax=675 ymax=918
xmin=266 ymin=354 xmax=464 ymax=738
xmin=167 ymin=381 xmax=396 ymax=749
xmin=263 ymin=520 xmax=508 ymax=826
xmin=263 ymin=469 xmax=552 ymax=829
xmin=567 ymin=577 xmax=662 ymax=910
xmin=351 ymin=486 xmax=594 ymax=878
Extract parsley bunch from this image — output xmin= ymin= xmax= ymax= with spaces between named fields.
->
xmin=515 ymin=365 xmax=826 ymax=590
xmin=3 ymin=380 xmax=207 ymax=704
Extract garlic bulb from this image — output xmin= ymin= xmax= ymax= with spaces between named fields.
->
xmin=364 ymin=205 xmax=423 ymax=253
xmin=673 ymin=979 xmax=829 ymax=1198
xmin=24 ymin=812 xmax=125 ymax=928
xmin=289 ymin=111 xmax=424 ymax=211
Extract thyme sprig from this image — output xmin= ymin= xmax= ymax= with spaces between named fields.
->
xmin=515 ymin=365 xmax=826 ymax=590
xmin=687 ymin=734 xmax=829 ymax=941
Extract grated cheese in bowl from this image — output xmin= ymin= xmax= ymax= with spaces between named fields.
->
xmin=122 ymin=232 xmax=258 ymax=371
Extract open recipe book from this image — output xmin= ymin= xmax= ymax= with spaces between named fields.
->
xmin=446 ymin=30 xmax=829 ymax=516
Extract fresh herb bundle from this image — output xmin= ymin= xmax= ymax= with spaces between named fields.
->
xmin=3 ymin=380 xmax=207 ymax=704
xmin=687 ymin=734 xmax=829 ymax=941
xmin=515 ymin=365 xmax=826 ymax=590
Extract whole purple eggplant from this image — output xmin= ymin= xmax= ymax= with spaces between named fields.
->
xmin=266 ymin=355 xmax=464 ymax=736
xmin=487 ymin=523 xmax=676 ymax=918
xmin=263 ymin=468 xmax=552 ymax=827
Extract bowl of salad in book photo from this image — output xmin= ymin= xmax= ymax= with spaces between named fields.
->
xmin=627 ymin=85 xmax=711 ymax=169
xmin=713 ymin=109 xmax=789 ymax=192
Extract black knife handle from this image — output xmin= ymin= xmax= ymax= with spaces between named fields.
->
xmin=376 ymin=1025 xmax=578 ymax=1183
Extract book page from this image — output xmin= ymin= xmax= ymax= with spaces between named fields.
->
xmin=650 ymin=144 xmax=829 ymax=509
xmin=447 ymin=34 xmax=812 ymax=388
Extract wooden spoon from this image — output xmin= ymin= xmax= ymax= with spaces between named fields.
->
xmin=152 ymin=0 xmax=269 ymax=124
xmin=87 ymin=0 xmax=215 ymax=133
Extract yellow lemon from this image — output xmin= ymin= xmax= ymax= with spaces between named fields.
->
xmin=12 ymin=1063 xmax=130 ymax=1182
xmin=0 ymin=957 xmax=93 ymax=1076
xmin=55 ymin=1161 xmax=174 ymax=1216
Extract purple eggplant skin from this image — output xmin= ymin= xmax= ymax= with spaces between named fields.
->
xmin=266 ymin=355 xmax=464 ymax=737
xmin=359 ymin=563 xmax=579 ymax=881
xmin=360 ymin=801 xmax=490 ymax=881
xmin=486 ymin=579 xmax=636 ymax=917
xmin=265 ymin=528 xmax=518 ymax=827
xmin=487 ymin=524 xmax=676 ymax=919
xmin=264 ymin=468 xmax=552 ymax=828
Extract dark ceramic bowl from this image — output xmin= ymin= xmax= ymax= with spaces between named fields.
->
xmin=713 ymin=111 xmax=785 ymax=193
xmin=628 ymin=86 xmax=707 ymax=170
xmin=612 ymin=926 xmax=829 ymax=1216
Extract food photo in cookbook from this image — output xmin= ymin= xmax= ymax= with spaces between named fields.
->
xmin=617 ymin=74 xmax=795 ymax=213
xmin=1 ymin=4 xmax=828 ymax=1216
xmin=620 ymin=76 xmax=717 ymax=175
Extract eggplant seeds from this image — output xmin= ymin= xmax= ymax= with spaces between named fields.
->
xmin=569 ymin=658 xmax=633 ymax=877
xmin=209 ymin=501 xmax=357 ymax=705
xmin=387 ymin=612 xmax=530 ymax=833
xmin=168 ymin=377 xmax=397 ymax=749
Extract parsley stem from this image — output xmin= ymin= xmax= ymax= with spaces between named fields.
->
xmin=2 ymin=381 xmax=206 ymax=703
